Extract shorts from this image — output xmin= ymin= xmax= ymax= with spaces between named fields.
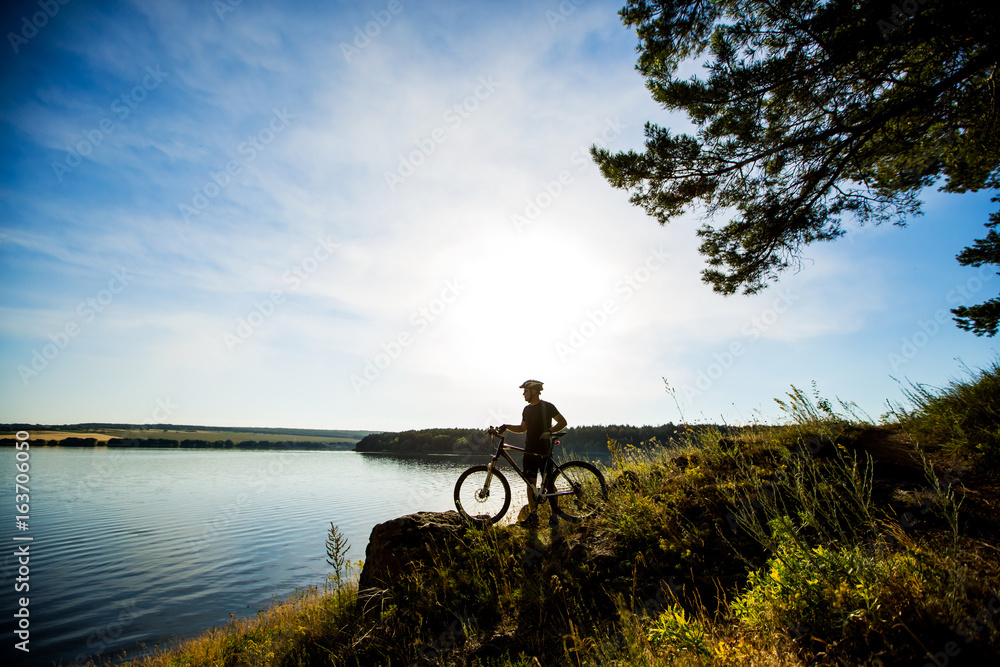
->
xmin=522 ymin=451 xmax=552 ymax=487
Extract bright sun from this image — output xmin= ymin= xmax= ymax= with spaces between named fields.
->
xmin=445 ymin=227 xmax=616 ymax=375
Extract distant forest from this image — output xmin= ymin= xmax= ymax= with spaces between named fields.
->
xmin=1 ymin=422 xmax=372 ymax=440
xmin=0 ymin=437 xmax=358 ymax=450
xmin=0 ymin=423 xmax=370 ymax=450
xmin=355 ymin=424 xmax=690 ymax=455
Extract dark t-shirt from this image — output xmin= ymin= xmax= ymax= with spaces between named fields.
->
xmin=522 ymin=400 xmax=559 ymax=455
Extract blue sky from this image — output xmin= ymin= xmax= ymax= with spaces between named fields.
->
xmin=1 ymin=0 xmax=997 ymax=432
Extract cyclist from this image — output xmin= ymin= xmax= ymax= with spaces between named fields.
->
xmin=497 ymin=379 xmax=567 ymax=526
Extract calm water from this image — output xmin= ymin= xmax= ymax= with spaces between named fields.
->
xmin=1 ymin=446 xmax=526 ymax=666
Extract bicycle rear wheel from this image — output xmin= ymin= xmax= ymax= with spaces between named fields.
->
xmin=454 ymin=465 xmax=511 ymax=524
xmin=547 ymin=461 xmax=606 ymax=521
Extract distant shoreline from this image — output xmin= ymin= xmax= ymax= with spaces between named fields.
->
xmin=0 ymin=437 xmax=358 ymax=451
xmin=0 ymin=423 xmax=373 ymax=451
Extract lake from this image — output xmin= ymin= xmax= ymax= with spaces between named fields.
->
xmin=1 ymin=446 xmax=540 ymax=666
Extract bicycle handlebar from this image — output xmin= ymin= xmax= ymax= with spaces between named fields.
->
xmin=488 ymin=426 xmax=566 ymax=442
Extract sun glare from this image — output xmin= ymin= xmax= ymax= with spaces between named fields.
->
xmin=446 ymin=228 xmax=614 ymax=374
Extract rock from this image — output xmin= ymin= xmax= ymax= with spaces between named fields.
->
xmin=358 ymin=511 xmax=469 ymax=590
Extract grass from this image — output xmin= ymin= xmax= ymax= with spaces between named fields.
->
xmin=890 ymin=360 xmax=1000 ymax=466
xmin=103 ymin=363 xmax=1000 ymax=666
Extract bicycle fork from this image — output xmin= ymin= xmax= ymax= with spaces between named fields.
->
xmin=481 ymin=459 xmax=499 ymax=491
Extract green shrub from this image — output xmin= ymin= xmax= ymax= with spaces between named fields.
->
xmin=646 ymin=603 xmax=711 ymax=657
xmin=731 ymin=521 xmax=921 ymax=637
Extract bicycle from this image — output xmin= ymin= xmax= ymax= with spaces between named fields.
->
xmin=454 ymin=426 xmax=607 ymax=525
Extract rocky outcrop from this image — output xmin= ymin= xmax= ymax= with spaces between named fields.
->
xmin=358 ymin=510 xmax=469 ymax=591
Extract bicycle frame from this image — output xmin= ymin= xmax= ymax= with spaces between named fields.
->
xmin=481 ymin=427 xmax=572 ymax=499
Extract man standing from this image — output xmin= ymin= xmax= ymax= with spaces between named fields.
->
xmin=497 ymin=379 xmax=568 ymax=526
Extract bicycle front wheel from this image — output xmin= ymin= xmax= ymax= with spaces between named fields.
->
xmin=454 ymin=465 xmax=511 ymax=525
xmin=547 ymin=461 xmax=606 ymax=521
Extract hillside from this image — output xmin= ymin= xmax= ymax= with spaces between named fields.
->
xmin=114 ymin=364 xmax=1000 ymax=666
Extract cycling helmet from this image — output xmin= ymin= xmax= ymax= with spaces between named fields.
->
xmin=519 ymin=379 xmax=543 ymax=390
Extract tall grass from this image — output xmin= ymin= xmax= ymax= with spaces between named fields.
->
xmin=728 ymin=394 xmax=879 ymax=558
xmin=892 ymin=359 xmax=1000 ymax=465
xmin=580 ymin=377 xmax=1000 ymax=665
